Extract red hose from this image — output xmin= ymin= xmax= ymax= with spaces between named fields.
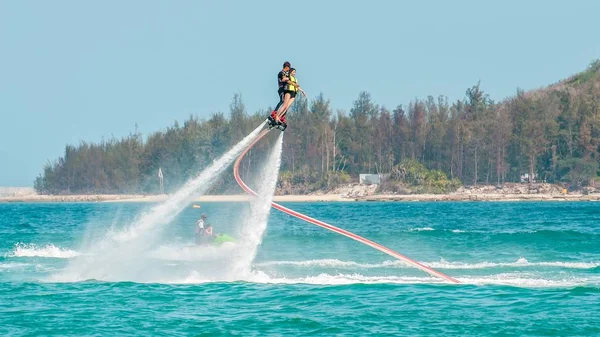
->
xmin=234 ymin=127 xmax=460 ymax=284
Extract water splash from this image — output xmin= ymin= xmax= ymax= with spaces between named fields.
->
xmin=6 ymin=243 xmax=80 ymax=259
xmin=53 ymin=122 xmax=266 ymax=282
xmin=113 ymin=122 xmax=266 ymax=242
xmin=231 ymin=132 xmax=284 ymax=276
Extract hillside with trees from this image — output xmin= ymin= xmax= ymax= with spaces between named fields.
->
xmin=34 ymin=60 xmax=600 ymax=195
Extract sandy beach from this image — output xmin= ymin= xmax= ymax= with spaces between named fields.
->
xmin=0 ymin=193 xmax=348 ymax=203
xmin=2 ymin=192 xmax=600 ymax=203
xmin=2 ymin=183 xmax=600 ymax=203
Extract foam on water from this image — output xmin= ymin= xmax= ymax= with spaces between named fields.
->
xmin=256 ymin=258 xmax=600 ymax=270
xmin=0 ymin=262 xmax=32 ymax=271
xmin=5 ymin=243 xmax=80 ymax=258
xmin=166 ymin=270 xmax=598 ymax=288
xmin=409 ymin=227 xmax=435 ymax=232
xmin=457 ymin=273 xmax=599 ymax=288
xmin=426 ymin=258 xmax=600 ymax=270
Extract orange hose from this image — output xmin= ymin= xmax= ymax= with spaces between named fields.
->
xmin=233 ymin=126 xmax=460 ymax=284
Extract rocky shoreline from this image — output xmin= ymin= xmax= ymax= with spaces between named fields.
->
xmin=361 ymin=193 xmax=600 ymax=202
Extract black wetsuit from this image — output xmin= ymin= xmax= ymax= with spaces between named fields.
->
xmin=275 ymin=70 xmax=289 ymax=111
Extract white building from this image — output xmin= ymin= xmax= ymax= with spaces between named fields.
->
xmin=359 ymin=174 xmax=382 ymax=185
xmin=520 ymin=173 xmax=537 ymax=183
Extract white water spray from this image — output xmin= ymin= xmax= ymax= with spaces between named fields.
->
xmin=232 ymin=132 xmax=284 ymax=276
xmin=53 ymin=122 xmax=266 ymax=282
xmin=113 ymin=122 xmax=266 ymax=242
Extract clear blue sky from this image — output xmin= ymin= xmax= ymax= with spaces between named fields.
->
xmin=1 ymin=0 xmax=599 ymax=186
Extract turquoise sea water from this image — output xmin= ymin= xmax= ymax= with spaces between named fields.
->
xmin=1 ymin=201 xmax=599 ymax=336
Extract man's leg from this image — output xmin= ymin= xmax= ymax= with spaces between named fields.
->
xmin=276 ymin=93 xmax=291 ymax=120
xmin=274 ymin=90 xmax=285 ymax=112
xmin=280 ymin=97 xmax=296 ymax=123
xmin=269 ymin=90 xmax=285 ymax=121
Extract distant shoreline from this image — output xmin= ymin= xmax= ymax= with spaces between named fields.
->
xmin=2 ymin=193 xmax=600 ymax=203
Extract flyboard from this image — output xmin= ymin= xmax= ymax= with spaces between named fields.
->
xmin=233 ymin=123 xmax=460 ymax=284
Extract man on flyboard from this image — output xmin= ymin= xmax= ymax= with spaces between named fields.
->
xmin=267 ymin=61 xmax=306 ymax=131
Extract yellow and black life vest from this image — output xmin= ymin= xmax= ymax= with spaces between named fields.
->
xmin=287 ymin=75 xmax=298 ymax=92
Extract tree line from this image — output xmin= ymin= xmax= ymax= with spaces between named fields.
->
xmin=34 ymin=60 xmax=600 ymax=194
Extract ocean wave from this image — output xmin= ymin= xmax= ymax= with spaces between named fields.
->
xmin=169 ymin=271 xmax=440 ymax=285
xmin=249 ymin=272 xmax=437 ymax=285
xmin=174 ymin=271 xmax=597 ymax=288
xmin=0 ymin=262 xmax=31 ymax=270
xmin=256 ymin=258 xmax=600 ymax=270
xmin=457 ymin=273 xmax=597 ymax=288
xmin=0 ymin=262 xmax=56 ymax=273
xmin=5 ymin=243 xmax=81 ymax=258
xmin=426 ymin=258 xmax=600 ymax=269
xmin=404 ymin=228 xmax=600 ymax=236
xmin=408 ymin=227 xmax=435 ymax=232
xmin=45 ymin=266 xmax=599 ymax=288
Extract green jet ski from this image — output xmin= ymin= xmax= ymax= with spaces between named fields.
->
xmin=212 ymin=233 xmax=236 ymax=245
